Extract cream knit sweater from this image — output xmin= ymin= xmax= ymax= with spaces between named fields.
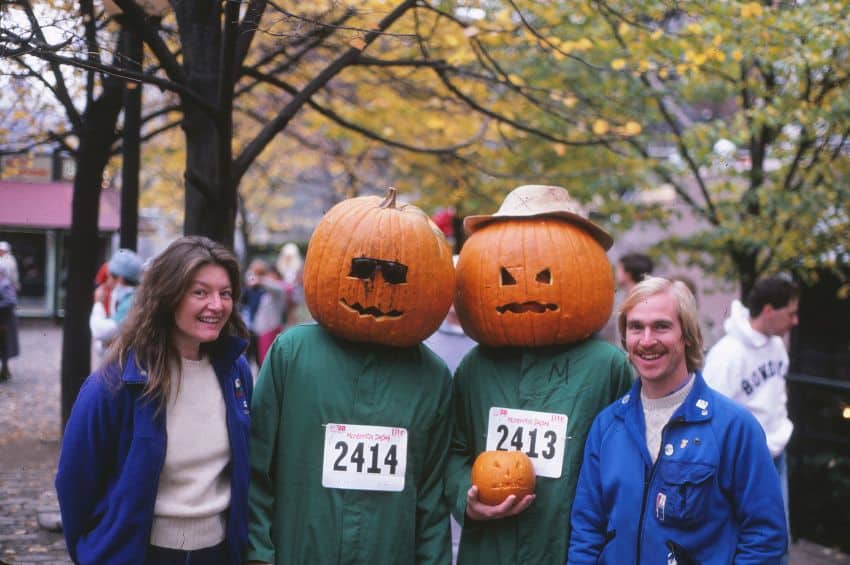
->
xmin=150 ymin=357 xmax=231 ymax=550
xmin=641 ymin=375 xmax=695 ymax=463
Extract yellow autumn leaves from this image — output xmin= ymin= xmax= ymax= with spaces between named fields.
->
xmin=610 ymin=30 xmax=729 ymax=76
xmin=591 ymin=119 xmax=642 ymax=137
xmin=740 ymin=3 xmax=765 ymax=18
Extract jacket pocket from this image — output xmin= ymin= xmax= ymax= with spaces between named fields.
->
xmin=656 ymin=461 xmax=715 ymax=528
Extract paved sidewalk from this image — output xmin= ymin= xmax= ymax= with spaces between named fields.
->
xmin=0 ymin=319 xmax=68 ymax=564
xmin=0 ymin=318 xmax=848 ymax=564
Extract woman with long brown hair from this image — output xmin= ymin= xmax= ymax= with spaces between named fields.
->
xmin=56 ymin=236 xmax=253 ymax=565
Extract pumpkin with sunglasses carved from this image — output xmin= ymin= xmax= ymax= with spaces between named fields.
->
xmin=456 ymin=185 xmax=614 ymax=347
xmin=304 ymin=187 xmax=455 ymax=346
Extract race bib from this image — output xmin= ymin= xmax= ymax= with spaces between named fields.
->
xmin=322 ymin=423 xmax=407 ymax=491
xmin=485 ymin=407 xmax=568 ymax=478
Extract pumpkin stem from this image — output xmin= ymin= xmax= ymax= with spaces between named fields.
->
xmin=379 ymin=187 xmax=398 ymax=209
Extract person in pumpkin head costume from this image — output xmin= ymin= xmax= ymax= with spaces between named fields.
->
xmin=246 ymin=188 xmax=455 ymax=565
xmin=444 ymin=185 xmax=634 ymax=564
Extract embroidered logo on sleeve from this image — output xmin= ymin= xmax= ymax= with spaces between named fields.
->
xmin=234 ymin=378 xmax=249 ymax=415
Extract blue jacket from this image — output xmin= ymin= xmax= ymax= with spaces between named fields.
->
xmin=55 ymin=338 xmax=252 ymax=565
xmin=568 ymin=372 xmax=787 ymax=564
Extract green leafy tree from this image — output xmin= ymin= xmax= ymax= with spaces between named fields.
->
xmin=413 ymin=1 xmax=850 ymax=296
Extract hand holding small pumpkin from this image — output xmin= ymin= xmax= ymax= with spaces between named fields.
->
xmin=465 ymin=485 xmax=535 ymax=521
xmin=466 ymin=450 xmax=537 ymax=520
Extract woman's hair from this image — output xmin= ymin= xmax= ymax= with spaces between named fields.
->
xmin=617 ymin=276 xmax=704 ymax=372
xmin=103 ymin=236 xmax=248 ymax=410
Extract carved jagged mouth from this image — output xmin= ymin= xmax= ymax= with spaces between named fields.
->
xmin=340 ymin=299 xmax=403 ymax=318
xmin=496 ymin=302 xmax=558 ymax=314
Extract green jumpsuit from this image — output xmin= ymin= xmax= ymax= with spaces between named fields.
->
xmin=247 ymin=324 xmax=452 ymax=564
xmin=445 ymin=338 xmax=632 ymax=564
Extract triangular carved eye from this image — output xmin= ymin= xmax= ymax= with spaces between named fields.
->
xmin=500 ymin=267 xmax=517 ymax=286
xmin=536 ymin=268 xmax=551 ymax=284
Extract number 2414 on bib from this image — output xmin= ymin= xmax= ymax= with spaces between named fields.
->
xmin=322 ymin=423 xmax=408 ymax=492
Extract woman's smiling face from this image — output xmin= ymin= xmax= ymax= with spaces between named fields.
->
xmin=173 ymin=264 xmax=233 ymax=360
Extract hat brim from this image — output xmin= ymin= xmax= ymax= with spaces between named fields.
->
xmin=464 ymin=211 xmax=613 ymax=250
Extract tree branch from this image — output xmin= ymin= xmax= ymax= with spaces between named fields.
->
xmin=353 ymin=55 xmax=447 ymax=68
xmin=625 ymin=138 xmax=717 ymax=225
xmin=432 ymin=66 xmax=601 ymax=146
xmin=20 ymin=0 xmax=82 ymax=130
xmin=234 ymin=0 xmax=267 ymax=71
xmin=111 ymin=119 xmax=181 ymax=156
xmin=111 ymin=0 xmax=186 ymax=84
xmin=5 ymin=38 xmax=216 ymax=114
xmin=241 ymin=67 xmax=487 ymax=154
xmin=232 ymin=0 xmax=419 ymax=184
xmin=234 ymin=7 xmax=355 ymax=100
xmin=79 ymin=0 xmax=99 ymax=106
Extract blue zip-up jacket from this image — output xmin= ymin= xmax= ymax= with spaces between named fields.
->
xmin=568 ymin=372 xmax=787 ymax=564
xmin=55 ymin=337 xmax=252 ymax=565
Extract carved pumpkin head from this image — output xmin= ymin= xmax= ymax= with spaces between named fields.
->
xmin=304 ymin=187 xmax=455 ymax=347
xmin=456 ymin=185 xmax=614 ymax=347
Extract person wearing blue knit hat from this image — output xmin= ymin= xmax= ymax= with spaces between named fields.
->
xmin=108 ymin=248 xmax=144 ymax=285
xmin=90 ymin=248 xmax=144 ymax=357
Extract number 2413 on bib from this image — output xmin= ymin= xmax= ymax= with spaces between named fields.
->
xmin=485 ymin=407 xmax=568 ymax=479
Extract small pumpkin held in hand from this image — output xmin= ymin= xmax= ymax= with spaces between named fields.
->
xmin=471 ymin=450 xmax=536 ymax=506
xmin=303 ymin=187 xmax=455 ymax=347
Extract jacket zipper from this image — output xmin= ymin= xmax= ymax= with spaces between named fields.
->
xmin=636 ymin=468 xmax=652 ymax=564
xmin=635 ymin=416 xmax=683 ymax=564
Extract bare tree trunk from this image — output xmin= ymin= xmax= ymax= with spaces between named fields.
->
xmin=182 ymin=102 xmax=225 ymax=240
xmin=60 ymin=77 xmax=123 ymax=428
xmin=175 ymin=1 xmax=235 ymax=246
xmin=119 ymin=25 xmax=142 ymax=250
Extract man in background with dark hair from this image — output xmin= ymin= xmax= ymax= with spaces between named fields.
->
xmin=615 ymin=252 xmax=654 ymax=293
xmin=703 ymin=274 xmax=800 ymax=564
xmin=600 ymin=252 xmax=654 ymax=345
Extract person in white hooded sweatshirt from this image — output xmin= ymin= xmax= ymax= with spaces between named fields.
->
xmin=703 ymin=274 xmax=800 ymax=564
